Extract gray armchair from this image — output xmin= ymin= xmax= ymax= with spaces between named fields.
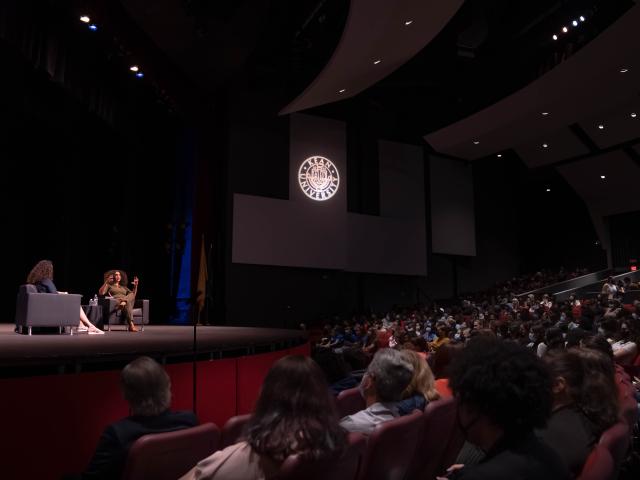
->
xmin=100 ymin=297 xmax=149 ymax=331
xmin=15 ymin=284 xmax=81 ymax=335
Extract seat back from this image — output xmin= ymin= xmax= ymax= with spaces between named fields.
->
xmin=220 ymin=414 xmax=252 ymax=449
xmin=598 ymin=421 xmax=630 ymax=476
xmin=122 ymin=423 xmax=220 ymax=480
xmin=336 ymin=387 xmax=366 ymax=418
xmin=101 ymin=297 xmax=150 ymax=328
xmin=434 ymin=378 xmax=453 ymax=399
xmin=577 ymin=444 xmax=615 ymax=480
xmin=357 ymin=410 xmax=424 ymax=480
xmin=405 ymin=397 xmax=462 ymax=480
xmin=276 ymin=432 xmax=367 ymax=480
xmin=15 ymin=285 xmax=81 ymax=328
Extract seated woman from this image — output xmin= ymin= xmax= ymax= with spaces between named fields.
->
xmin=180 ymin=355 xmax=347 ymax=479
xmin=537 ymin=349 xmax=619 ymax=477
xmin=99 ymin=269 xmax=139 ymax=332
xmin=396 ymin=349 xmax=440 ymax=415
xmin=26 ymin=260 xmax=103 ymax=334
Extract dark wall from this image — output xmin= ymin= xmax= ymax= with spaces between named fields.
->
xmin=609 ymin=210 xmax=640 ymax=270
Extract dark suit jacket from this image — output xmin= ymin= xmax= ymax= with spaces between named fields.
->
xmin=81 ymin=410 xmax=198 ymax=480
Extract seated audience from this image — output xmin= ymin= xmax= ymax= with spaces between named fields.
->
xmin=396 ymin=349 xmax=440 ymax=415
xmin=181 ymin=355 xmax=346 ymax=479
xmin=442 ymin=337 xmax=569 ymax=480
xmin=81 ymin=356 xmax=198 ymax=479
xmin=611 ymin=320 xmax=639 ymax=365
xmin=339 ymin=348 xmax=413 ymax=434
xmin=537 ymin=349 xmax=618 ymax=477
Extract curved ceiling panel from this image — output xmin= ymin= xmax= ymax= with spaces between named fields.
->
xmin=279 ymin=0 xmax=464 ymax=115
xmin=424 ymin=5 xmax=640 ymax=161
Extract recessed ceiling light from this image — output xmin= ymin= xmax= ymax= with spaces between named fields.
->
xmin=541 ymin=112 xmax=549 ymax=116
xmin=473 ymin=141 xmax=480 ymax=145
xmin=497 ymin=154 xmax=502 ymax=158
xmin=598 ymin=124 xmax=604 ymax=130
xmin=600 ymin=175 xmax=606 ymax=179
xmin=135 ymin=72 xmax=144 ymax=78
xmin=631 ymin=112 xmax=637 ymax=118
xmin=620 ymin=68 xmax=629 ymax=73
xmin=542 ymin=143 xmax=549 ymax=148
xmin=338 ymin=88 xmax=346 ymax=93
xmin=579 ymin=16 xmax=585 ymax=22
xmin=562 ymin=26 xmax=568 ymax=33
xmin=572 ymin=20 xmax=578 ymax=27
xmin=552 ymin=34 xmax=558 ymax=41
xmin=88 ymin=24 xmax=98 ymax=31
xmin=129 ymin=65 xmax=139 ymax=72
xmin=546 ymin=188 xmax=551 ymax=192
xmin=404 ymin=20 xmax=413 ymax=26
xmin=80 ymin=15 xmax=90 ymax=23
xmin=373 ymin=59 xmax=381 ymax=65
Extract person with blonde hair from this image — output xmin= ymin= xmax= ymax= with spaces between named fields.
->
xmin=397 ymin=349 xmax=440 ymax=414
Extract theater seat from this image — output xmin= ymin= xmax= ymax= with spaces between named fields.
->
xmin=336 ymin=387 xmax=366 ymax=418
xmin=275 ymin=432 xmax=367 ymax=480
xmin=121 ymin=422 xmax=220 ymax=480
xmin=220 ymin=414 xmax=252 ymax=449
xmin=598 ymin=421 xmax=630 ymax=477
xmin=357 ymin=410 xmax=424 ymax=480
xmin=577 ymin=444 xmax=615 ymax=480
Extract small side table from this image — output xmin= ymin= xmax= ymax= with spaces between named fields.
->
xmin=81 ymin=304 xmax=104 ymax=330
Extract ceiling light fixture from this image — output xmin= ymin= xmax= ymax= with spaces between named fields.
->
xmin=135 ymin=72 xmax=144 ymax=78
xmin=600 ymin=175 xmax=606 ymax=179
xmin=620 ymin=68 xmax=629 ymax=73
xmin=542 ymin=112 xmax=549 ymax=116
xmin=404 ymin=20 xmax=413 ymax=26
xmin=631 ymin=113 xmax=637 ymax=118
xmin=497 ymin=154 xmax=502 ymax=158
xmin=552 ymin=34 xmax=558 ymax=41
xmin=598 ymin=124 xmax=604 ymax=130
xmin=562 ymin=26 xmax=568 ymax=33
xmin=373 ymin=59 xmax=381 ymax=65
xmin=129 ymin=65 xmax=139 ymax=72
xmin=80 ymin=15 xmax=90 ymax=23
xmin=579 ymin=16 xmax=585 ymax=22
xmin=88 ymin=24 xmax=98 ymax=31
xmin=542 ymin=143 xmax=549 ymax=148
xmin=338 ymin=88 xmax=346 ymax=93
xmin=546 ymin=188 xmax=551 ymax=192
xmin=572 ymin=20 xmax=578 ymax=27
xmin=473 ymin=141 xmax=480 ymax=145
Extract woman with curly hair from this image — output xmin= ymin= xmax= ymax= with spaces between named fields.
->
xmin=99 ymin=269 xmax=139 ymax=332
xmin=180 ymin=355 xmax=347 ymax=479
xmin=26 ymin=260 xmax=103 ymax=334
xmin=441 ymin=337 xmax=568 ymax=479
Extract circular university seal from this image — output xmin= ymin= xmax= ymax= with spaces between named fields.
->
xmin=298 ymin=156 xmax=340 ymax=201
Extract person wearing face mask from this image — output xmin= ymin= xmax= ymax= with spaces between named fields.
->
xmin=439 ymin=337 xmax=568 ymax=480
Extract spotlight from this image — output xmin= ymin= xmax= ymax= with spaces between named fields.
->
xmin=404 ymin=20 xmax=413 ymax=26
xmin=338 ymin=88 xmax=346 ymax=93
xmin=542 ymin=143 xmax=549 ymax=148
xmin=620 ymin=68 xmax=629 ymax=73
xmin=129 ymin=65 xmax=139 ymax=72
xmin=631 ymin=113 xmax=637 ymax=118
xmin=562 ymin=26 xmax=568 ymax=33
xmin=373 ymin=59 xmax=381 ymax=65
xmin=580 ymin=16 xmax=585 ymax=22
xmin=497 ymin=154 xmax=502 ymax=158
xmin=572 ymin=20 xmax=578 ymax=27
xmin=80 ymin=15 xmax=90 ymax=23
xmin=546 ymin=188 xmax=551 ymax=192
xmin=135 ymin=72 xmax=144 ymax=78
xmin=541 ymin=112 xmax=549 ymax=116
xmin=600 ymin=175 xmax=606 ymax=179
xmin=552 ymin=34 xmax=558 ymax=41
xmin=88 ymin=24 xmax=98 ymax=31
xmin=598 ymin=124 xmax=604 ymax=130
xmin=473 ymin=140 xmax=480 ymax=145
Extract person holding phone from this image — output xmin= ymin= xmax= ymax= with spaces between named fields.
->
xmin=99 ymin=269 xmax=139 ymax=332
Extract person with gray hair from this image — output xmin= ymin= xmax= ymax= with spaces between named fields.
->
xmin=339 ymin=348 xmax=414 ymax=434
xmin=79 ymin=357 xmax=198 ymax=480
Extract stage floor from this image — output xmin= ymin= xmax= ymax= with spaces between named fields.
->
xmin=0 ymin=324 xmax=307 ymax=373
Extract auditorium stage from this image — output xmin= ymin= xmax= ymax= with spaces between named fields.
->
xmin=0 ymin=324 xmax=308 ymax=374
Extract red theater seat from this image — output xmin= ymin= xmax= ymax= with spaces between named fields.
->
xmin=598 ymin=421 xmax=630 ymax=476
xmin=577 ymin=444 xmax=615 ymax=480
xmin=276 ymin=432 xmax=367 ymax=480
xmin=336 ymin=387 xmax=366 ymax=418
xmin=357 ymin=410 xmax=424 ymax=480
xmin=122 ymin=422 xmax=220 ymax=480
xmin=220 ymin=414 xmax=252 ymax=449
